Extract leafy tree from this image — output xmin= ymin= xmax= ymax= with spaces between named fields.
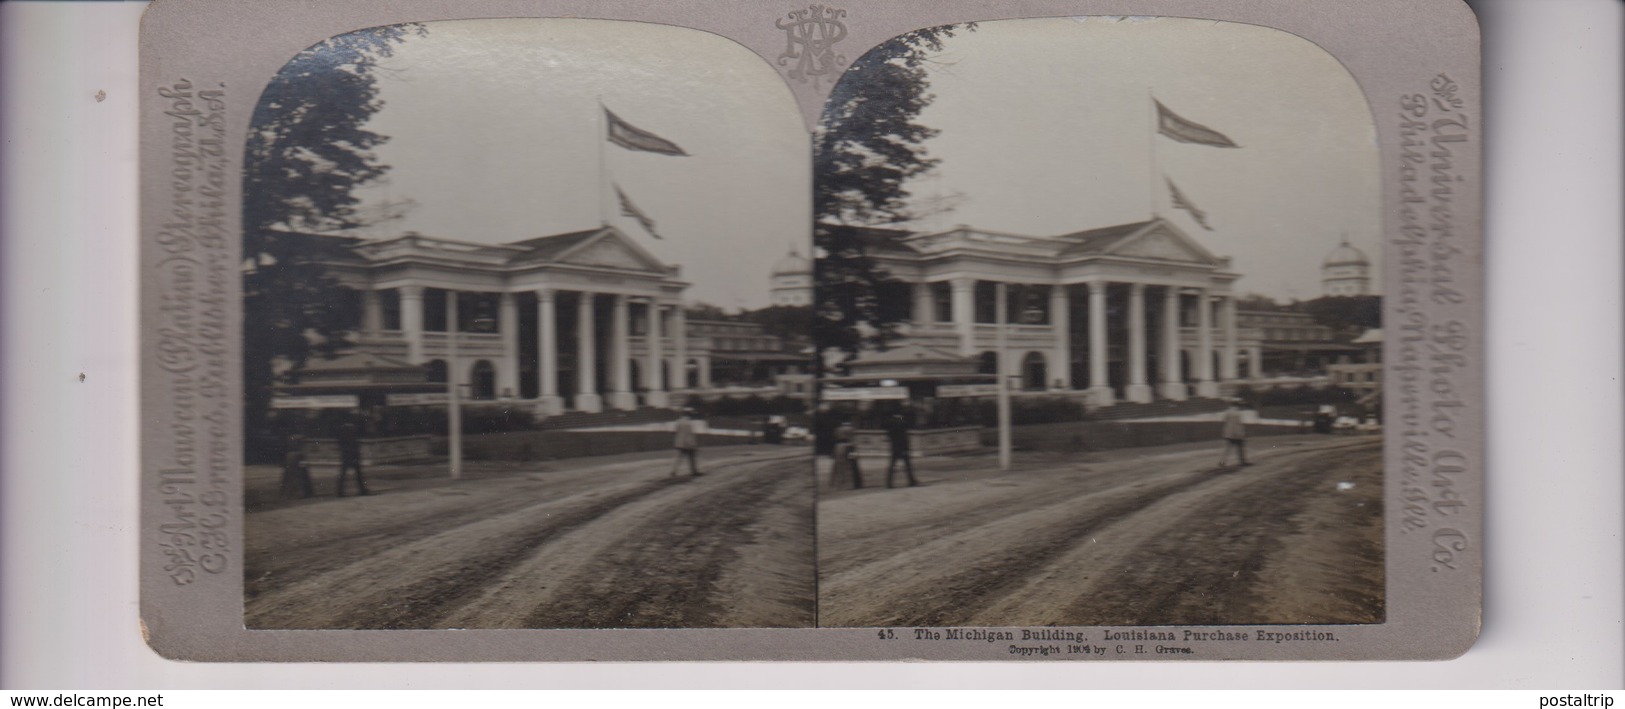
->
xmin=683 ymin=302 xmax=733 ymax=321
xmin=739 ymin=305 xmax=815 ymax=350
xmin=241 ymin=24 xmax=424 ymax=455
xmin=813 ymin=24 xmax=971 ymax=361
xmin=1301 ymin=295 xmax=1382 ymax=341
xmin=1233 ymin=293 xmax=1289 ymax=311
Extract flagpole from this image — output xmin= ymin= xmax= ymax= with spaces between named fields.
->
xmin=1148 ymin=88 xmax=1157 ymax=220
xmin=597 ymin=97 xmax=609 ymax=227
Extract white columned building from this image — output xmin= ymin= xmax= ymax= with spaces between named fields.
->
xmin=854 ymin=217 xmax=1259 ymax=406
xmin=310 ymin=225 xmax=704 ymax=416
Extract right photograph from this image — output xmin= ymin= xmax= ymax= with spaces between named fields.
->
xmin=813 ymin=17 xmax=1384 ymax=628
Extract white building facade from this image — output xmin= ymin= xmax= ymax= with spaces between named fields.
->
xmin=860 ymin=217 xmax=1264 ymax=407
xmin=312 ymin=226 xmax=710 ymax=415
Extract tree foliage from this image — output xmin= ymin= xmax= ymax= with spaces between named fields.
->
xmin=241 ymin=24 xmax=424 ymax=450
xmin=1301 ymin=295 xmax=1382 ymax=341
xmin=812 ymin=24 xmax=970 ymax=360
xmin=739 ymin=305 xmax=815 ymax=349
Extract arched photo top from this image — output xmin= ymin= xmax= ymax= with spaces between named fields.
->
xmin=243 ymin=17 xmax=810 ymax=313
xmin=816 ymin=16 xmax=1381 ymax=304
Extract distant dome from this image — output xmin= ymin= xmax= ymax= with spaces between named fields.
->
xmin=1323 ymin=239 xmax=1369 ymax=267
xmin=772 ymin=249 xmax=812 ymax=276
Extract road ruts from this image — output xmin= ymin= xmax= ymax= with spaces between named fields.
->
xmin=243 ymin=449 xmax=814 ymax=629
xmin=818 ymin=437 xmax=1383 ymax=627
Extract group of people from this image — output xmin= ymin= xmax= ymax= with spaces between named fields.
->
xmin=279 ymin=420 xmax=371 ymax=499
xmin=816 ymin=409 xmax=919 ymax=491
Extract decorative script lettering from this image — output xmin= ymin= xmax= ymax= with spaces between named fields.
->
xmin=1393 ymin=73 xmax=1473 ymax=572
xmin=153 ymin=78 xmax=232 ymax=586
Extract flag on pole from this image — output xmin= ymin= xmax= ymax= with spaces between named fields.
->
xmin=1155 ymin=100 xmax=1239 ymax=148
xmin=605 ymin=107 xmax=688 ymax=156
xmin=1166 ymin=178 xmax=1213 ymax=231
xmin=615 ymin=184 xmax=661 ymax=239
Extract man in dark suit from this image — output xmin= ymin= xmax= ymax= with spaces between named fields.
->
xmin=336 ymin=419 xmax=371 ymax=496
xmin=883 ymin=413 xmax=919 ymax=488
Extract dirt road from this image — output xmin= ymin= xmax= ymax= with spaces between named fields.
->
xmin=818 ymin=435 xmax=1383 ymax=627
xmin=245 ymin=446 xmax=815 ymax=629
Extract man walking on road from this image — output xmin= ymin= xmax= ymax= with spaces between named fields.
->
xmin=671 ymin=410 xmax=702 ymax=477
xmin=1217 ymin=401 xmax=1250 ymax=468
xmin=336 ymin=419 xmax=371 ymax=496
xmin=883 ymin=413 xmax=919 ymax=488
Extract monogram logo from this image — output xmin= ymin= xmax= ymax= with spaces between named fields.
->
xmin=775 ymin=4 xmax=848 ymax=85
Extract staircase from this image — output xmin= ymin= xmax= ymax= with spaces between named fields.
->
xmin=535 ymin=406 xmax=680 ymax=431
xmin=1086 ymin=397 xmax=1228 ymax=422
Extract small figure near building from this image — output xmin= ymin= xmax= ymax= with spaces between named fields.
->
xmin=882 ymin=414 xmax=919 ymax=489
xmin=812 ymin=403 xmax=838 ymax=460
xmin=336 ymin=420 xmax=371 ymax=496
xmin=671 ymin=410 xmax=702 ymax=477
xmin=280 ymin=434 xmax=314 ymax=499
xmin=1217 ymin=402 xmax=1250 ymax=468
xmin=762 ymin=415 xmax=786 ymax=445
xmin=830 ymin=419 xmax=863 ymax=490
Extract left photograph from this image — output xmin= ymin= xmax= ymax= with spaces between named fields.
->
xmin=240 ymin=19 xmax=816 ymax=629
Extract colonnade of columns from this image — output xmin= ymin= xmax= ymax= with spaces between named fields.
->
xmin=367 ymin=286 xmax=691 ymax=415
xmin=910 ymin=279 xmax=1247 ymax=405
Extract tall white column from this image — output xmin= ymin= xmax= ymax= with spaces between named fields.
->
xmin=362 ymin=288 xmax=382 ymax=335
xmin=497 ymin=292 xmax=518 ymax=399
xmin=1050 ymin=285 xmax=1071 ymax=390
xmin=1195 ymin=289 xmax=1219 ymax=397
xmin=607 ymin=295 xmax=636 ymax=410
xmin=1159 ymin=287 xmax=1187 ymax=400
xmin=399 ymin=286 xmax=425 ymax=364
xmin=1086 ymin=280 xmax=1113 ymax=406
xmin=913 ymin=282 xmax=936 ymax=325
xmin=536 ymin=289 xmax=562 ymax=415
xmin=1126 ymin=283 xmax=1152 ymax=403
xmin=672 ymin=305 xmax=689 ymax=393
xmin=645 ymin=302 xmax=669 ymax=408
xmin=1221 ymin=294 xmax=1239 ymax=381
xmin=574 ymin=291 xmax=602 ymax=412
xmin=951 ymin=277 xmax=976 ymax=356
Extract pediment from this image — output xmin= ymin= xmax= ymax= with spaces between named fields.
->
xmin=1108 ymin=222 xmax=1220 ymax=265
xmin=555 ymin=229 xmax=668 ymax=273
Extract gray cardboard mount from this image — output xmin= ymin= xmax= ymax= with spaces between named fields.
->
xmin=139 ymin=0 xmax=1482 ymax=661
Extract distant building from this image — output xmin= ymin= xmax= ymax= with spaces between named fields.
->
xmin=1322 ymin=236 xmax=1372 ymax=296
xmin=685 ymin=318 xmax=807 ymax=386
xmin=1325 ymin=328 xmax=1383 ymax=403
xmin=769 ymin=247 xmax=813 ymax=306
xmin=1234 ymin=307 xmax=1354 ymax=374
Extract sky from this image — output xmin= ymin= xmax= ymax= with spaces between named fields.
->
xmin=885 ymin=17 xmax=1382 ymax=301
xmin=304 ymin=16 xmax=1378 ymax=307
xmin=335 ymin=19 xmax=811 ymax=310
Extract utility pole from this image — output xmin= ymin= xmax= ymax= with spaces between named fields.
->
xmin=995 ymin=282 xmax=1012 ymax=472
xmin=447 ymin=291 xmax=462 ymax=480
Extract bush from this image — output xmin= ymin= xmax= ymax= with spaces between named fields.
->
xmin=695 ymin=394 xmax=807 ymax=417
xmin=965 ymin=397 xmax=1085 ymax=427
